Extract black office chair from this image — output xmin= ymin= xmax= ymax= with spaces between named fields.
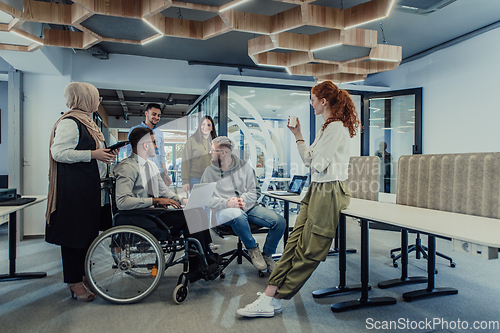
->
xmin=210 ymin=211 xmax=269 ymax=278
xmin=390 ymin=232 xmax=455 ymax=271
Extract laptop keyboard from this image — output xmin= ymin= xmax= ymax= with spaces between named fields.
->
xmin=0 ymin=197 xmax=37 ymax=206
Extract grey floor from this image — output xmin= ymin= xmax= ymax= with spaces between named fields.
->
xmin=1 ymin=216 xmax=500 ymax=333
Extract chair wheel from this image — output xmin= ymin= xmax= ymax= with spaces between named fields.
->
xmin=393 ymin=263 xmax=398 ymax=268
xmin=435 ymin=269 xmax=438 ymax=275
xmin=390 ymin=254 xmax=395 ymax=259
xmin=450 ymin=262 xmax=456 ymax=268
xmin=220 ymin=273 xmax=225 ymax=279
xmin=173 ymin=284 xmax=188 ymax=304
xmin=259 ymin=271 xmax=265 ymax=278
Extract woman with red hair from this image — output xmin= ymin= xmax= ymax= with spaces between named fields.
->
xmin=237 ymin=80 xmax=361 ymax=318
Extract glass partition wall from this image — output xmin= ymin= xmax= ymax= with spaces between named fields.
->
xmin=226 ymin=84 xmax=312 ymax=192
xmin=363 ymin=88 xmax=423 ymax=196
xmin=186 ymin=79 xmax=421 ymax=202
xmin=186 ymin=80 xmax=314 ymax=194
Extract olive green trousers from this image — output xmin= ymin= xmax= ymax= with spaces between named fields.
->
xmin=268 ymin=181 xmax=350 ymax=300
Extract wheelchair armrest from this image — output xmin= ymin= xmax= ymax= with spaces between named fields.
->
xmin=115 ymin=207 xmax=167 ymax=216
xmin=114 ymin=208 xmax=170 ymax=236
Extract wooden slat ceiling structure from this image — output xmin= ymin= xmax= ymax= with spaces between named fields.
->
xmin=0 ymin=0 xmax=402 ymax=83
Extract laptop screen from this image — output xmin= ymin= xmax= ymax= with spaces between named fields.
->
xmin=289 ymin=175 xmax=307 ymax=194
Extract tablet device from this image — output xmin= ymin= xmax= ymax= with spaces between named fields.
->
xmin=107 ymin=141 xmax=129 ymax=151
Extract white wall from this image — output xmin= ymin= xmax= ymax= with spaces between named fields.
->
xmin=71 ymin=52 xmax=309 ymax=94
xmin=0 ymin=81 xmax=8 ymax=175
xmin=364 ymin=27 xmax=500 ymax=154
xmin=22 ymin=74 xmax=71 ymax=235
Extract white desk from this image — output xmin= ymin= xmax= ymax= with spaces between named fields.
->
xmin=0 ymin=196 xmax=48 ymax=282
xmin=325 ymin=198 xmax=500 ymax=312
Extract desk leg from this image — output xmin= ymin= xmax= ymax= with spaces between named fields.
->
xmin=0 ymin=212 xmax=47 ymax=282
xmin=327 ymin=228 xmax=357 ymax=256
xmin=331 ymin=219 xmax=397 ymax=312
xmin=312 ymin=215 xmax=365 ymax=298
xmin=402 ymin=235 xmax=457 ymax=301
xmin=378 ymin=229 xmax=427 ymax=288
xmin=283 ymin=201 xmax=289 ymax=245
xmin=272 ymin=201 xmax=289 ymax=261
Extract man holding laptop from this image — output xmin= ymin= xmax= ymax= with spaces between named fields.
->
xmin=114 ymin=127 xmax=214 ymax=257
xmin=201 ymin=136 xmax=286 ymax=272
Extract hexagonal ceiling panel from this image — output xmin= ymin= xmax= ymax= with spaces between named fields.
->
xmin=81 ymin=15 xmax=157 ymax=41
xmin=313 ymin=45 xmax=371 ymax=62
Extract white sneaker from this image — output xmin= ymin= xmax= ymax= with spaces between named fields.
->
xmin=237 ymin=292 xmax=276 ymax=318
xmin=270 ymin=294 xmax=282 ymax=314
xmin=262 ymin=253 xmax=276 ymax=273
xmin=247 ymin=245 xmax=267 ymax=271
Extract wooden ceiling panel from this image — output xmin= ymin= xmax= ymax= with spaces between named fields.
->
xmin=0 ymin=0 xmax=401 ymax=82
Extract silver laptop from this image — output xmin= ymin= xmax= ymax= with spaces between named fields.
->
xmin=183 ymin=182 xmax=217 ymax=209
xmin=269 ymin=175 xmax=308 ymax=196
xmin=183 ymin=182 xmax=217 ymax=234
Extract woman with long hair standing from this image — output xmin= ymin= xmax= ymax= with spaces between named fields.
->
xmin=181 ymin=115 xmax=217 ymax=193
xmin=237 ymin=80 xmax=361 ymax=317
xmin=46 ymin=82 xmax=118 ymax=302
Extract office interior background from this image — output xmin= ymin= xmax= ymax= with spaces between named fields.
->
xmin=1 ymin=0 xmax=500 ymax=332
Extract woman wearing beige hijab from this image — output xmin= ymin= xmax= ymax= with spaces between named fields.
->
xmin=45 ymin=82 xmax=118 ymax=302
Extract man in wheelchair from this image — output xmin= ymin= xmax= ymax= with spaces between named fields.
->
xmin=113 ymin=127 xmax=221 ymax=282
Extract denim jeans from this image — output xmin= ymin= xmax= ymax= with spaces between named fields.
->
xmin=216 ymin=205 xmax=286 ymax=255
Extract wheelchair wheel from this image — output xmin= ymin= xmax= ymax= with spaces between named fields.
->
xmin=85 ymin=226 xmax=165 ymax=304
xmin=173 ymin=284 xmax=188 ymax=304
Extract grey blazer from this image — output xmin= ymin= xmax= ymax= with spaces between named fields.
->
xmin=114 ymin=153 xmax=179 ymax=210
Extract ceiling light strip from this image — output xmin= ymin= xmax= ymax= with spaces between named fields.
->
xmin=258 ymin=63 xmax=287 ymax=68
xmin=310 ymin=43 xmax=341 ymax=52
xmin=142 ymin=18 xmax=164 ymax=35
xmin=370 ymin=58 xmax=400 ymax=62
xmin=142 ymin=34 xmax=163 ymax=45
xmin=386 ymin=0 xmax=396 ymax=17
xmin=10 ymin=30 xmax=43 ymax=45
xmin=345 ymin=16 xmax=385 ymax=30
xmin=342 ymin=79 xmax=365 ymax=84
xmin=219 ymin=0 xmax=251 ymax=12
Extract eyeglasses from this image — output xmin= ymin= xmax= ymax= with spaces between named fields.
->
xmin=99 ymin=97 xmax=103 ymax=103
xmin=210 ymin=148 xmax=223 ymax=153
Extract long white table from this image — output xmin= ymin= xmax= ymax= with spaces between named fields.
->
xmin=0 ymin=195 xmax=48 ymax=282
xmin=326 ymin=198 xmax=500 ymax=312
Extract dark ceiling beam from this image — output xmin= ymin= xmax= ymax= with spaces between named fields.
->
xmin=188 ymin=60 xmax=288 ymax=73
xmin=115 ymin=90 xmax=129 ymax=119
xmin=101 ymin=97 xmax=197 ymax=106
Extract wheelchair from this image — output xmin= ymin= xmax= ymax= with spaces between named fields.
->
xmin=84 ymin=177 xmax=225 ymax=304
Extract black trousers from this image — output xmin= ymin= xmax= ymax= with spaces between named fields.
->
xmin=61 ymin=246 xmax=88 ymax=284
xmin=157 ymin=208 xmax=212 ymax=254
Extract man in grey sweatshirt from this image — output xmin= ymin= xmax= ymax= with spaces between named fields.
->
xmin=201 ymin=136 xmax=286 ymax=272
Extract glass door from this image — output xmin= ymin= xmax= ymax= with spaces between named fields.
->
xmin=363 ymin=88 xmax=422 ymax=196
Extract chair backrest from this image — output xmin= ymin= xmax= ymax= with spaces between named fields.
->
xmin=397 ymin=152 xmax=500 ymax=218
xmin=347 ymin=156 xmax=380 ymax=201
